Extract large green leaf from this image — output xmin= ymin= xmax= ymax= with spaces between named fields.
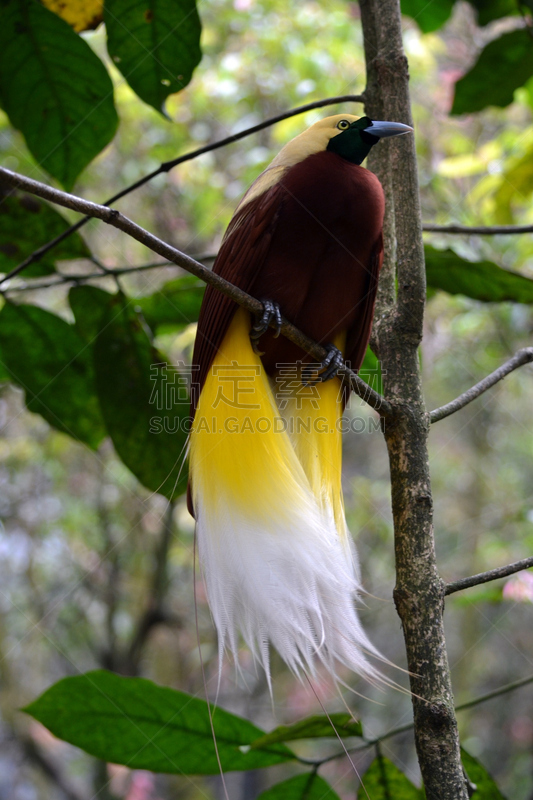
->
xmin=400 ymin=0 xmax=454 ymax=32
xmin=92 ymin=293 xmax=190 ymax=498
xmin=69 ymin=285 xmax=115 ymax=343
xmin=104 ymin=0 xmax=202 ymax=114
xmin=0 ymin=0 xmax=118 ymax=189
xmin=358 ymin=756 xmax=424 ymax=799
xmin=461 ymin=749 xmax=508 ymax=799
xmin=452 ymin=29 xmax=533 ymax=115
xmin=23 ymin=671 xmax=295 ymax=775
xmin=250 ymin=714 xmax=363 ymax=750
xmin=425 ymin=246 xmax=533 ymax=304
xmin=258 ymin=774 xmax=341 ymax=800
xmin=466 ymin=0 xmax=518 ymax=25
xmin=0 ymin=192 xmax=90 ymax=278
xmin=0 ymin=302 xmax=106 ymax=448
xmin=135 ymin=275 xmax=205 ymax=332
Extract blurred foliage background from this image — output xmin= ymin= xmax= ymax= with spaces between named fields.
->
xmin=1 ymin=0 xmax=533 ymax=798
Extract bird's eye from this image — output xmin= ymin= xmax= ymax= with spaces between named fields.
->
xmin=337 ymin=119 xmax=350 ymax=130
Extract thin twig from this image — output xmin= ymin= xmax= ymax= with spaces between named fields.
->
xmin=4 ymin=261 xmax=188 ymax=292
xmin=0 ymin=166 xmax=391 ymax=417
xmin=454 ymin=673 xmax=533 ymax=711
xmin=430 ymin=347 xmax=533 ymax=423
xmin=312 ymin=673 xmax=533 ymax=767
xmin=0 ymin=95 xmax=364 ymax=286
xmin=423 ymin=223 xmax=533 ymax=235
xmin=445 ymin=556 xmax=533 ymax=596
xmin=4 ymin=256 xmax=218 ymax=293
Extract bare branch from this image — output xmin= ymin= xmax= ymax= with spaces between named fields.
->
xmin=423 ymin=222 xmax=533 ymax=235
xmin=454 ymin=673 xmax=533 ymax=711
xmin=3 ymin=255 xmax=219 ymax=294
xmin=430 ymin=348 xmax=533 ymax=424
xmin=3 ymin=254 xmax=219 ymax=294
xmin=445 ymin=556 xmax=533 ymax=596
xmin=4 ymin=261 xmax=184 ymax=293
xmin=0 ymin=95 xmax=363 ymax=286
xmin=0 ymin=166 xmax=392 ymax=417
xmin=315 ymin=673 xmax=533 ymax=767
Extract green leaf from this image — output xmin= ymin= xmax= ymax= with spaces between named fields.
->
xmin=0 ymin=192 xmax=90 ymax=278
xmin=493 ymin=140 xmax=533 ymax=223
xmin=452 ymin=29 xmax=533 ymax=115
xmin=23 ymin=671 xmax=295 ymax=775
xmin=358 ymin=756 xmax=424 ymax=799
xmin=0 ymin=0 xmax=118 ymax=189
xmin=250 ymin=714 xmax=363 ymax=750
xmin=135 ymin=275 xmax=205 ymax=333
xmin=358 ymin=346 xmax=383 ymax=396
xmin=400 ymin=0 xmax=454 ymax=32
xmin=0 ymin=303 xmax=106 ymax=448
xmin=69 ymin=285 xmax=115 ymax=343
xmin=425 ymin=246 xmax=533 ymax=304
xmin=93 ymin=293 xmax=190 ymax=498
xmin=258 ymin=774 xmax=341 ymax=800
xmin=0 ymin=344 xmax=11 ymax=382
xmin=104 ymin=0 xmax=202 ymax=114
xmin=461 ymin=748 xmax=508 ymax=799
xmin=466 ymin=0 xmax=518 ymax=26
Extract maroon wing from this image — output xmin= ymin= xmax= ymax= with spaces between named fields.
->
xmin=190 ymin=182 xmax=284 ymax=416
xmin=344 ymin=231 xmax=383 ymax=372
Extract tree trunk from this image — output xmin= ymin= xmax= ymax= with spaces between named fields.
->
xmin=359 ymin=0 xmax=469 ymax=796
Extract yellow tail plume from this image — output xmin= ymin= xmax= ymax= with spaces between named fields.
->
xmin=189 ymin=308 xmax=381 ymax=683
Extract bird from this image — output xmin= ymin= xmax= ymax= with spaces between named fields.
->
xmin=187 ymin=114 xmax=412 ymax=686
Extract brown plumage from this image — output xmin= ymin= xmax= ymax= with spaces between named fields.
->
xmin=191 ymin=150 xmax=384 ymax=409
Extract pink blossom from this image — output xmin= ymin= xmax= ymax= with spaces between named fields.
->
xmin=503 ymin=572 xmax=533 ymax=603
xmin=125 ymin=771 xmax=156 ymax=800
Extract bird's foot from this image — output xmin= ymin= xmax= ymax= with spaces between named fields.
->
xmin=302 ymin=344 xmax=344 ymax=385
xmin=250 ymin=299 xmax=282 ymax=355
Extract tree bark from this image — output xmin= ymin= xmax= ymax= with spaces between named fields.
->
xmin=358 ymin=1 xmax=469 ymax=796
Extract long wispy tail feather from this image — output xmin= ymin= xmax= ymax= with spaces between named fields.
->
xmin=189 ymin=308 xmax=382 ymax=684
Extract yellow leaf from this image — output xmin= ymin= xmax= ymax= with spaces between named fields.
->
xmin=493 ymin=142 xmax=533 ymax=223
xmin=437 ymin=154 xmax=487 ymax=177
xmin=41 ymin=0 xmax=103 ymax=32
xmin=437 ymin=143 xmax=501 ymax=179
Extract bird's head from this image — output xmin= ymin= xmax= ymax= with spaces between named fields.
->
xmin=238 ymin=114 xmax=413 ymax=210
xmin=326 ymin=114 xmax=413 ymax=164
xmin=270 ymin=114 xmax=413 ymax=170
